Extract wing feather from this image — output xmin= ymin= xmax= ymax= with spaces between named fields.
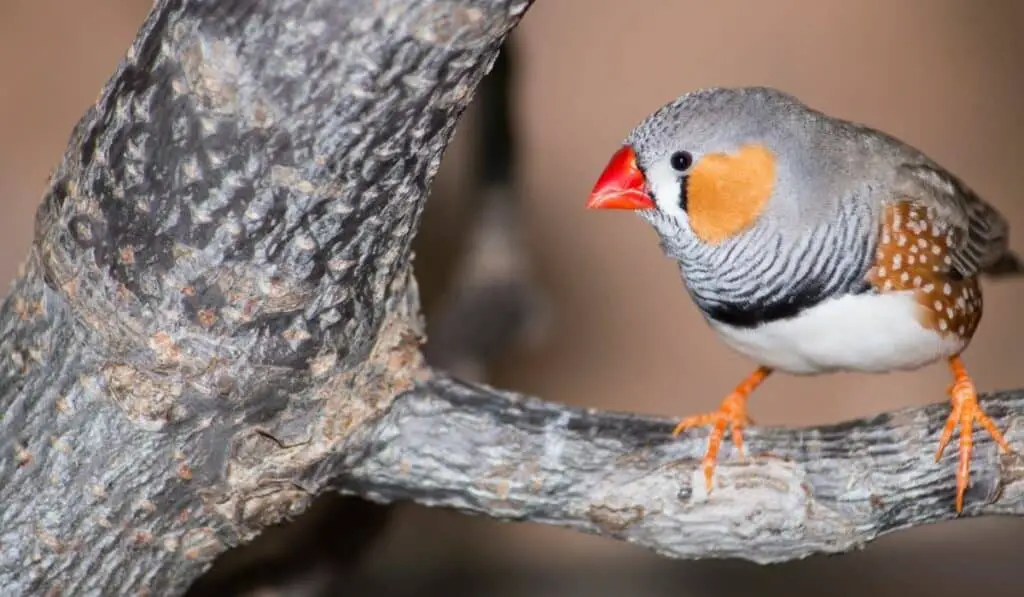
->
xmin=893 ymin=163 xmax=1022 ymax=278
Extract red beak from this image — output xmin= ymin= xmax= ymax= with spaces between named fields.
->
xmin=586 ymin=145 xmax=655 ymax=210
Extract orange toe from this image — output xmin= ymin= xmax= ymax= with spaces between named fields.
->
xmin=935 ymin=356 xmax=1011 ymax=513
xmin=673 ymin=366 xmax=770 ymax=491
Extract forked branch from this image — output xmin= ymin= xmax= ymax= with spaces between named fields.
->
xmin=1 ymin=1 xmax=1021 ymax=596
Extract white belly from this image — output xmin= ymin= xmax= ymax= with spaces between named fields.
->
xmin=709 ymin=290 xmax=966 ymax=375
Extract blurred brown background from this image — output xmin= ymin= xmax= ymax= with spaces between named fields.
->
xmin=3 ymin=1 xmax=1024 ymax=595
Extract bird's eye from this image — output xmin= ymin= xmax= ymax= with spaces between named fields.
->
xmin=669 ymin=151 xmax=693 ymax=172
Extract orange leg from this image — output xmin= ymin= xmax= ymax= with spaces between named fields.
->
xmin=672 ymin=366 xmax=772 ymax=490
xmin=934 ymin=356 xmax=1011 ymax=513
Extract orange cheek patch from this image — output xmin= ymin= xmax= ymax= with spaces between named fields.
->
xmin=685 ymin=144 xmax=777 ymax=245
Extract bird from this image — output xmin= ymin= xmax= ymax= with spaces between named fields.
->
xmin=585 ymin=86 xmax=1022 ymax=513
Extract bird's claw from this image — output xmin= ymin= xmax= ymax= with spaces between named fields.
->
xmin=935 ymin=366 xmax=1011 ymax=513
xmin=672 ymin=390 xmax=754 ymax=491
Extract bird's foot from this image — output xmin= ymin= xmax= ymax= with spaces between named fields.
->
xmin=935 ymin=356 xmax=1011 ymax=513
xmin=672 ymin=366 xmax=771 ymax=491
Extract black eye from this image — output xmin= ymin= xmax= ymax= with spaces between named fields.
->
xmin=669 ymin=151 xmax=693 ymax=172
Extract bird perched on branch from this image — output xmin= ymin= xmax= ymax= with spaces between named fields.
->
xmin=586 ymin=86 xmax=1022 ymax=512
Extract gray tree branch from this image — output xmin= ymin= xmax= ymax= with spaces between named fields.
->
xmin=340 ymin=378 xmax=1024 ymax=564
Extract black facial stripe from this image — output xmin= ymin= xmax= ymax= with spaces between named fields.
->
xmin=678 ymin=175 xmax=689 ymax=211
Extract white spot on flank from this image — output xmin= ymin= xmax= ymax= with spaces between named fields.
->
xmin=892 ymin=254 xmax=902 ymax=269
xmin=943 ymin=283 xmax=952 ymax=295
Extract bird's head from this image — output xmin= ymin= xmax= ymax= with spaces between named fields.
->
xmin=587 ymin=87 xmax=804 ymax=248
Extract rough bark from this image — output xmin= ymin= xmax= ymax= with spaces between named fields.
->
xmin=187 ymin=40 xmax=541 ymax=596
xmin=0 ymin=0 xmax=529 ymax=594
xmin=340 ymin=380 xmax=1024 ymax=564
xmin=2 ymin=0 xmax=1023 ymax=596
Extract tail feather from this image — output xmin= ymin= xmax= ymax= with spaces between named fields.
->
xmin=983 ymin=250 xmax=1024 ymax=277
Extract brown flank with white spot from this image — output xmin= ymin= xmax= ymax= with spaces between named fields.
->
xmin=867 ymin=201 xmax=982 ymax=339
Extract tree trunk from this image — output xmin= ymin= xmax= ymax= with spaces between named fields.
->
xmin=0 ymin=1 xmax=529 ymax=594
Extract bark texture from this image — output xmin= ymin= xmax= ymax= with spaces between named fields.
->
xmin=0 ymin=0 xmax=529 ymax=594
xmin=2 ymin=1 xmax=1023 ymax=596
xmin=341 ymin=379 xmax=1024 ymax=564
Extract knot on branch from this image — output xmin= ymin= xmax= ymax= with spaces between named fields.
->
xmin=197 ymin=266 xmax=427 ymax=537
xmin=587 ymin=456 xmax=866 ymax=562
